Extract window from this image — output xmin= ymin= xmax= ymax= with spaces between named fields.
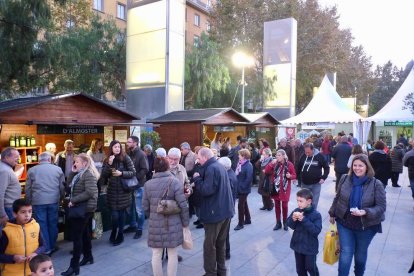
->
xmin=194 ymin=14 xmax=200 ymax=27
xmin=206 ymin=21 xmax=211 ymax=32
xmin=117 ymin=3 xmax=126 ymax=20
xmin=207 ymin=0 xmax=211 ymax=7
xmin=93 ymin=0 xmax=103 ymax=11
xmin=66 ymin=18 xmax=75 ymax=29
xmin=194 ymin=35 xmax=200 ymax=47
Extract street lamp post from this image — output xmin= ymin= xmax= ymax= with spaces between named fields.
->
xmin=232 ymin=52 xmax=254 ymax=113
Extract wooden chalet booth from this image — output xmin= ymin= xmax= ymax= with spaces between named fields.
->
xmin=242 ymin=112 xmax=280 ymax=148
xmin=150 ymin=108 xmax=251 ymax=150
xmin=0 ymin=93 xmax=140 ymax=236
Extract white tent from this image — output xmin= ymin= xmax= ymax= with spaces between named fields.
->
xmin=280 ymin=75 xmax=362 ymax=125
xmin=365 ymin=65 xmax=414 ymax=122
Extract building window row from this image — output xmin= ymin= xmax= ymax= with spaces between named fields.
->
xmin=93 ymin=0 xmax=126 ymax=21
xmin=194 ymin=14 xmax=200 ymax=26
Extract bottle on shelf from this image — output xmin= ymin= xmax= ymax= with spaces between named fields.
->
xmin=30 ymin=135 xmax=36 ymax=146
xmin=26 ymin=135 xmax=31 ymax=147
xmin=9 ymin=135 xmax=15 ymax=147
xmin=20 ymin=135 xmax=26 ymax=147
xmin=15 ymin=134 xmax=20 ymax=147
xmin=18 ymin=155 xmax=21 ymax=164
xmin=32 ymin=151 xmax=37 ymax=162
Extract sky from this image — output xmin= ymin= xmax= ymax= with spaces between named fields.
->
xmin=317 ymin=0 xmax=414 ymax=69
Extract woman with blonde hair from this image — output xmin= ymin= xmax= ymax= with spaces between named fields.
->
xmin=210 ymin=132 xmax=222 ymax=154
xmin=61 ymin=153 xmax=99 ymax=276
xmin=234 ymin=149 xmax=253 ymax=230
xmin=87 ymin=138 xmax=105 ymax=173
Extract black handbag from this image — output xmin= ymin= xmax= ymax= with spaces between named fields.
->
xmin=121 ymin=177 xmax=139 ymax=192
xmin=67 ymin=202 xmax=87 ymax=219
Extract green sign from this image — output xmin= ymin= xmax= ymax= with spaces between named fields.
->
xmin=384 ymin=121 xmax=414 ymax=127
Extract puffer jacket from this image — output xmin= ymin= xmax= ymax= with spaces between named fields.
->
xmin=390 ymin=145 xmax=405 ymax=173
xmin=236 ymin=161 xmax=253 ymax=194
xmin=67 ymin=170 xmax=98 ymax=213
xmin=287 ymin=206 xmax=322 ymax=255
xmin=101 ymin=155 xmax=136 ymax=210
xmin=329 ymin=175 xmax=386 ymax=229
xmin=143 ymin=171 xmax=189 ymax=248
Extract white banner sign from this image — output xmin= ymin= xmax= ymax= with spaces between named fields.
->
xmin=302 ymin=122 xmax=336 ymax=130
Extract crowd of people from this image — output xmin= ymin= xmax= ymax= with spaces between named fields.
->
xmin=0 ymin=130 xmax=413 ymax=276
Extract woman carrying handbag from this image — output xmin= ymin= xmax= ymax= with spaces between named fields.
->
xmin=61 ymin=154 xmax=99 ymax=276
xmin=143 ymin=157 xmax=189 ymax=276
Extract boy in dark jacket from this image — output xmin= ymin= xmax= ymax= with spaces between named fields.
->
xmin=287 ymin=189 xmax=322 ymax=276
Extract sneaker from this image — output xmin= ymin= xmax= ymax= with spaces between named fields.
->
xmin=196 ymin=223 xmax=204 ymax=229
xmin=124 ymin=226 xmax=137 ymax=233
xmin=133 ymin=230 xmax=142 ymax=239
xmin=259 ymin=206 xmax=266 ymax=210
xmin=234 ymin=224 xmax=244 ymax=231
xmin=245 ymin=220 xmax=251 ymax=225
xmin=225 ymin=254 xmax=231 ymax=260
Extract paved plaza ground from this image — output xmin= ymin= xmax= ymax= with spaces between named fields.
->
xmin=52 ymin=166 xmax=414 ymax=275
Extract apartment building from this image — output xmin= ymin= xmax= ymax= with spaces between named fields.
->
xmin=91 ymin=0 xmax=214 ymax=47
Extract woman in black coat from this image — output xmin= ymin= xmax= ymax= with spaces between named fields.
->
xmin=390 ymin=143 xmax=405 ymax=187
xmin=368 ymin=141 xmax=392 ymax=188
xmin=100 ymin=140 xmax=136 ymax=246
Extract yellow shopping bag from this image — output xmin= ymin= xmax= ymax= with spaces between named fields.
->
xmin=323 ymin=223 xmax=340 ymax=265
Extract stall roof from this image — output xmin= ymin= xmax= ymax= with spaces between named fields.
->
xmin=241 ymin=112 xmax=280 ymax=125
xmin=149 ymin=108 xmax=250 ymax=124
xmin=0 ymin=93 xmax=141 ymax=124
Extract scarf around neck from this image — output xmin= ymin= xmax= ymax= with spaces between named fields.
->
xmin=350 ymin=173 xmax=369 ymax=209
xmin=235 ymin=159 xmax=248 ymax=176
xmin=274 ymin=161 xmax=288 ymax=193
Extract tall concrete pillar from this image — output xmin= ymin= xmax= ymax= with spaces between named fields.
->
xmin=126 ymin=0 xmax=185 ymax=120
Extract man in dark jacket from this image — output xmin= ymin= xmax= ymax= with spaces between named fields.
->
xmin=332 ymin=136 xmax=352 ymax=191
xmin=294 ymin=139 xmax=305 ymax=187
xmin=403 ymin=147 xmax=414 ymax=199
xmin=193 ymin=148 xmax=235 ymax=276
xmin=125 ymin=136 xmax=149 ymax=239
xmin=228 ymin=137 xmax=247 ymax=171
xmin=296 ymin=143 xmax=329 ymax=210
xmin=278 ymin=138 xmax=295 ymax=165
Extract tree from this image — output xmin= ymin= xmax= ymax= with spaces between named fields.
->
xmin=0 ymin=0 xmax=55 ymax=97
xmin=403 ymin=92 xmax=414 ymax=115
xmin=47 ymin=16 xmax=126 ymax=99
xmin=184 ymin=32 xmax=231 ymax=108
xmin=210 ymin=0 xmax=375 ymax=112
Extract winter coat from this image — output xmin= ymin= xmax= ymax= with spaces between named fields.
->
xmin=180 ymin=151 xmax=197 ymax=176
xmin=321 ymin=139 xmax=332 ymax=155
xmin=264 ymin=160 xmax=296 ymax=202
xmin=296 ymin=149 xmax=329 ymax=185
xmin=369 ymin=151 xmax=392 ymax=186
xmin=128 ymin=147 xmax=149 ymax=187
xmin=101 ymin=155 xmax=136 ymax=210
xmin=193 ymin=157 xmax=235 ymax=224
xmin=227 ymin=169 xmax=238 ymax=203
xmin=67 ymin=170 xmax=98 ymax=213
xmin=237 ymin=160 xmax=253 ymax=194
xmin=287 ymin=206 xmax=322 ymax=255
xmin=329 ymin=175 xmax=386 ymax=229
xmin=228 ymin=145 xmax=241 ymax=171
xmin=403 ymin=149 xmax=414 ymax=180
xmin=332 ymin=142 xmax=352 ymax=174
xmin=390 ymin=145 xmax=404 ymax=173
xmin=143 ymin=171 xmax=189 ymax=248
xmin=257 ymin=157 xmax=273 ymax=196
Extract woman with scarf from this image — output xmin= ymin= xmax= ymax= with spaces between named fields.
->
xmin=368 ymin=140 xmax=392 ymax=187
xmin=234 ymin=149 xmax=253 ymax=231
xmin=257 ymin=148 xmax=274 ymax=211
xmin=265 ymin=149 xmax=296 ymax=231
xmin=329 ymin=154 xmax=386 ymax=276
xmin=62 ymin=154 xmax=99 ymax=276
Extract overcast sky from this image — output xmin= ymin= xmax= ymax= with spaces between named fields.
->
xmin=317 ymin=0 xmax=414 ymax=69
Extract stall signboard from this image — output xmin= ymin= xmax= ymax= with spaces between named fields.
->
xmin=214 ymin=126 xmax=235 ymax=132
xmin=302 ymin=122 xmax=336 ymax=130
xmin=115 ymin=130 xmax=128 ymax=143
xmin=37 ymin=125 xmax=104 ymax=135
xmin=285 ymin=127 xmax=295 ymax=139
xmin=384 ymin=121 xmax=414 ymax=127
xmin=104 ymin=126 xmax=113 ymax=146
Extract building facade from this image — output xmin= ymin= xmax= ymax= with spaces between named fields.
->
xmin=91 ymin=0 xmax=127 ymax=29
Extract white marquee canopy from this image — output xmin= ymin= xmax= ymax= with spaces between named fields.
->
xmin=365 ymin=65 xmax=414 ymax=122
xmin=280 ymin=75 xmax=362 ymax=125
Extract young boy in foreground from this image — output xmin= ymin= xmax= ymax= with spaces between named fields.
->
xmin=287 ymin=188 xmax=322 ymax=276
xmin=30 ymin=254 xmax=54 ymax=276
xmin=0 ymin=199 xmax=45 ymax=276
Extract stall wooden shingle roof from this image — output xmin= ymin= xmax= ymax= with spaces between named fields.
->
xmin=149 ymin=108 xmax=250 ymax=124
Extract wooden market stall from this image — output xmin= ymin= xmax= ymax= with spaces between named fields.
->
xmin=0 ymin=93 xmax=141 ymax=235
xmin=149 ymin=108 xmax=251 ymax=150
xmin=241 ymin=112 xmax=280 ymax=148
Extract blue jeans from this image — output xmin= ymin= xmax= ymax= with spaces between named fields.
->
xmin=337 ymin=221 xmax=376 ymax=276
xmin=129 ymin=187 xmax=145 ymax=231
xmin=323 ymin=154 xmax=331 ymax=164
xmin=301 ymin=183 xmax=321 ymax=210
xmin=33 ymin=203 xmax=59 ymax=252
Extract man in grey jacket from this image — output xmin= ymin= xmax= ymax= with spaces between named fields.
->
xmin=0 ymin=147 xmax=21 ymax=226
xmin=26 ymin=152 xmax=65 ymax=255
